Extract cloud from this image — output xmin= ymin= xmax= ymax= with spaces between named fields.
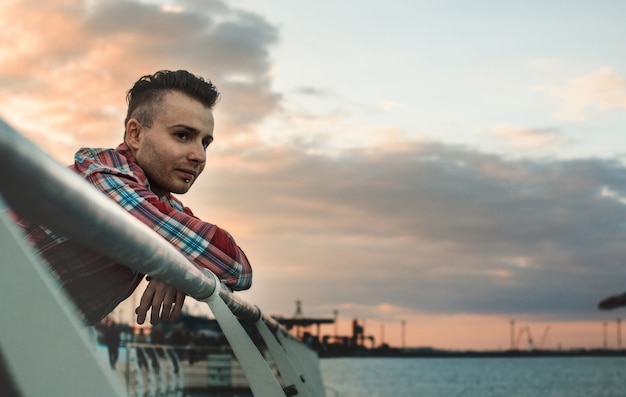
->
xmin=376 ymin=100 xmax=404 ymax=113
xmin=2 ymin=0 xmax=624 ymax=334
xmin=0 ymin=0 xmax=280 ymax=159
xmin=540 ymin=67 xmax=626 ymax=121
xmin=185 ymin=139 xmax=626 ymax=321
xmin=292 ymin=86 xmax=329 ymax=97
xmin=493 ymin=124 xmax=566 ymax=149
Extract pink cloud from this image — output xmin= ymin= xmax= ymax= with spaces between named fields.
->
xmin=493 ymin=124 xmax=565 ymax=149
xmin=0 ymin=0 xmax=279 ymax=161
xmin=2 ymin=1 xmax=624 ymax=352
xmin=541 ymin=67 xmax=626 ymax=121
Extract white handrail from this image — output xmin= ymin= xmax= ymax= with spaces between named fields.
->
xmin=0 ymin=119 xmax=326 ymax=397
xmin=0 ymin=197 xmax=128 ymax=397
xmin=0 ymin=118 xmax=290 ymax=327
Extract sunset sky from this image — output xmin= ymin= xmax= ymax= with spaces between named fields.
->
xmin=2 ymin=0 xmax=626 ymax=350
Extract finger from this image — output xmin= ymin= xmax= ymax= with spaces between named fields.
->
xmin=170 ymin=292 xmax=186 ymax=322
xmin=150 ymin=282 xmax=167 ymax=325
xmin=136 ymin=282 xmax=156 ymax=324
xmin=160 ymin=290 xmax=176 ymax=322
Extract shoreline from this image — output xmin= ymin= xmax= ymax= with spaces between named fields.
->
xmin=319 ymin=348 xmax=626 ymax=359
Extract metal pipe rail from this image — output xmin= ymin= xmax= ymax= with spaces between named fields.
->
xmin=0 ymin=118 xmax=275 ymax=327
xmin=0 ymin=118 xmax=326 ymax=397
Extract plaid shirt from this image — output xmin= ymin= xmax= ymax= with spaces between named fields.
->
xmin=18 ymin=143 xmax=252 ymax=325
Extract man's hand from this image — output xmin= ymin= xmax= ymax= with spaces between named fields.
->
xmin=136 ymin=278 xmax=186 ymax=324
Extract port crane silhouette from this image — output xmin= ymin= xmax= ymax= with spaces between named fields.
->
xmin=514 ymin=325 xmax=550 ymax=350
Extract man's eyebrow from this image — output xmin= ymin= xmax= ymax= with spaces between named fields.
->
xmin=169 ymin=124 xmax=200 ymax=134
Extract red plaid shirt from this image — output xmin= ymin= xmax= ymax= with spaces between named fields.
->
xmin=18 ymin=143 xmax=252 ymax=324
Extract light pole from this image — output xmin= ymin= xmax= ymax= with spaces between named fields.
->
xmin=510 ymin=319 xmax=515 ymax=350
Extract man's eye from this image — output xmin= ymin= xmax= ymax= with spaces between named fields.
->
xmin=177 ymin=132 xmax=188 ymax=140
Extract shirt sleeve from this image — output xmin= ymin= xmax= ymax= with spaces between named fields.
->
xmin=84 ymin=168 xmax=253 ymax=290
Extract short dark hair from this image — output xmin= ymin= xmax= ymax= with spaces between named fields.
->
xmin=124 ymin=70 xmax=220 ymax=128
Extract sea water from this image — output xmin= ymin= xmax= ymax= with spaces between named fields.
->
xmin=320 ymin=356 xmax=626 ymax=397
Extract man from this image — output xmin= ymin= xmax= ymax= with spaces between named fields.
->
xmin=102 ymin=319 xmax=121 ymax=369
xmin=18 ymin=70 xmax=252 ymax=325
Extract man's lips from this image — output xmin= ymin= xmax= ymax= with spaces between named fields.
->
xmin=176 ymin=169 xmax=196 ymax=180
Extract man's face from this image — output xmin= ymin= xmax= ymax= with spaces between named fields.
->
xmin=126 ymin=90 xmax=214 ymax=199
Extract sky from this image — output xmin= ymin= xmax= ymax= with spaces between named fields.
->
xmin=2 ymin=0 xmax=626 ymax=351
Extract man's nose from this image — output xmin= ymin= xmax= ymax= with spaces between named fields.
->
xmin=188 ymin=142 xmax=206 ymax=163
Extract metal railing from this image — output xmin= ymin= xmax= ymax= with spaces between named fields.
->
xmin=123 ymin=343 xmax=185 ymax=397
xmin=0 ymin=119 xmax=326 ymax=397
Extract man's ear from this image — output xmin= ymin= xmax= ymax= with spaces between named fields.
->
xmin=125 ymin=119 xmax=142 ymax=151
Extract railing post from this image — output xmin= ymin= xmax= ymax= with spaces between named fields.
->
xmin=0 ymin=202 xmax=127 ymax=397
xmin=255 ymin=318 xmax=316 ymax=396
xmin=202 ymin=273 xmax=287 ymax=396
xmin=275 ymin=330 xmax=327 ymax=397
